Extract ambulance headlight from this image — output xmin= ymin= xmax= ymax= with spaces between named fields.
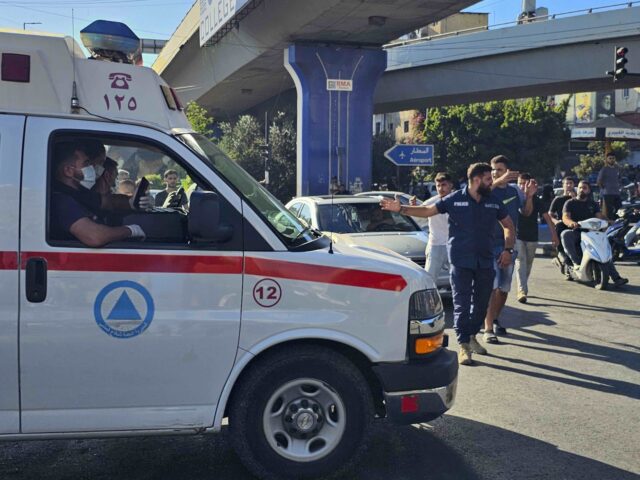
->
xmin=408 ymin=289 xmax=446 ymax=357
xmin=409 ymin=289 xmax=442 ymax=321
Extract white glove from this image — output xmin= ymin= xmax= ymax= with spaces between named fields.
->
xmin=125 ymin=224 xmax=146 ymax=240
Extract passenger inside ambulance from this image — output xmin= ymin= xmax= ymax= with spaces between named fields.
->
xmin=49 ymin=136 xmax=240 ymax=249
xmin=82 ymin=139 xmax=119 ymax=195
xmin=50 ymin=142 xmax=150 ymax=247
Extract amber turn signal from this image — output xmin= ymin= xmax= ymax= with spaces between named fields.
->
xmin=415 ymin=334 xmax=444 ymax=354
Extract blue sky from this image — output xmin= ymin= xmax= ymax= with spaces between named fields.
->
xmin=0 ymin=0 xmax=629 ymax=64
xmin=464 ymin=0 xmax=626 ymax=25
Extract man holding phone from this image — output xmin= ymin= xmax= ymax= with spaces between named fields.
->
xmin=51 ymin=142 xmax=152 ymax=247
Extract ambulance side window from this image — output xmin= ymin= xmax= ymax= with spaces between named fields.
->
xmin=47 ymin=133 xmax=243 ymax=251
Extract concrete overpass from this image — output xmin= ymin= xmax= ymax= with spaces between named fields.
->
xmin=153 ymin=0 xmax=477 ymax=118
xmin=154 ymin=0 xmax=478 ymax=195
xmin=375 ymin=5 xmax=640 ymax=113
xmin=154 ymin=2 xmax=640 ymax=195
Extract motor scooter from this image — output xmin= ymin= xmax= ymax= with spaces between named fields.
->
xmin=607 ymin=202 xmax=640 ymax=262
xmin=554 ymin=218 xmax=613 ymax=290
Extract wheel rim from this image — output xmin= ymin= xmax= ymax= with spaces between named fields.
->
xmin=262 ymin=378 xmax=346 ymax=463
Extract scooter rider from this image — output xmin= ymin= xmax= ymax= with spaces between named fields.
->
xmin=562 ymin=180 xmax=628 ymax=287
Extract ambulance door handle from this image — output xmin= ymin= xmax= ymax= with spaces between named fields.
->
xmin=25 ymin=257 xmax=47 ymax=303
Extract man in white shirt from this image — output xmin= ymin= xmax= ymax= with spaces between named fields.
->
xmin=412 ymin=172 xmax=454 ymax=280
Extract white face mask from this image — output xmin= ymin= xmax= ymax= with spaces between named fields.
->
xmin=94 ymin=164 xmax=105 ymax=178
xmin=79 ymin=165 xmax=97 ymax=189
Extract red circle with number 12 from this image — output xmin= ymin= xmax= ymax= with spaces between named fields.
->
xmin=252 ymin=278 xmax=282 ymax=308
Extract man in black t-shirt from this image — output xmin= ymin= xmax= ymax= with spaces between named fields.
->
xmin=561 ymin=181 xmax=628 ymax=286
xmin=51 ymin=142 xmax=150 ymax=247
xmin=549 ymin=176 xmax=575 ymax=231
xmin=515 ymin=173 xmax=558 ymax=303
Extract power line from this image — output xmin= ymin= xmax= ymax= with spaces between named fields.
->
xmin=1 ymin=2 xmax=186 ymax=37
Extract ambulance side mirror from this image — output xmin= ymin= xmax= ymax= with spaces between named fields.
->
xmin=188 ymin=191 xmax=233 ymax=243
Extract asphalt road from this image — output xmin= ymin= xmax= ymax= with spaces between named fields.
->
xmin=1 ymin=257 xmax=639 ymax=480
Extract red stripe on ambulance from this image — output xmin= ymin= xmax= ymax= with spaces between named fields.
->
xmin=245 ymin=257 xmax=407 ymax=292
xmin=9 ymin=252 xmax=407 ymax=292
xmin=20 ymin=251 xmax=243 ymax=274
xmin=0 ymin=251 xmax=18 ymax=269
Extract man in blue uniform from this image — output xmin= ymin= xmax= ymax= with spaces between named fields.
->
xmin=381 ymin=163 xmax=516 ymax=365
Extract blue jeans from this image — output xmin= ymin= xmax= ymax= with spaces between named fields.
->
xmin=493 ymin=246 xmax=517 ymax=293
xmin=450 ymin=265 xmax=495 ymax=344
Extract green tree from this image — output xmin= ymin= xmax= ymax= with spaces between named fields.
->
xmin=421 ymin=98 xmax=570 ymax=181
xmin=573 ymin=141 xmax=629 ymax=180
xmin=184 ymin=101 xmax=214 ymax=138
xmin=372 ymin=131 xmax=397 ymax=187
xmin=267 ymin=111 xmax=297 ymax=202
xmin=218 ymin=112 xmax=297 ymax=202
xmin=218 ymin=115 xmax=264 ymax=180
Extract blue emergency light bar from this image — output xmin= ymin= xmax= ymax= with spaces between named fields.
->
xmin=80 ymin=20 xmax=142 ymax=65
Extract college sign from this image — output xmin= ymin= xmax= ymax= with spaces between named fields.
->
xmin=200 ymin=0 xmax=250 ymax=46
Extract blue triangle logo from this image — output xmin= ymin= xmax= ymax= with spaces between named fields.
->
xmin=107 ymin=291 xmax=141 ymax=320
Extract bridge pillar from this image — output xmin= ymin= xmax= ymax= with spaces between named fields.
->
xmin=285 ymin=44 xmax=387 ymax=196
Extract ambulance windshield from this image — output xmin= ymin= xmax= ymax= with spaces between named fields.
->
xmin=177 ymin=133 xmax=316 ymax=246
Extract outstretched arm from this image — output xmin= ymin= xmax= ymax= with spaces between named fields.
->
xmin=380 ymin=196 xmax=439 ymax=218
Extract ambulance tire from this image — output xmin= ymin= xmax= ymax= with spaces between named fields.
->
xmin=229 ymin=345 xmax=374 ymax=479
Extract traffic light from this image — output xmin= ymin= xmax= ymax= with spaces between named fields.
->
xmin=607 ymin=46 xmax=628 ymax=82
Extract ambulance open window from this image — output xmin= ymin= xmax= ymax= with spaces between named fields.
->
xmin=47 ymin=133 xmax=242 ymax=250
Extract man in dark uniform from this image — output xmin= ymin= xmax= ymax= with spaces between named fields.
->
xmin=51 ymin=142 xmax=150 ymax=247
xmin=381 ymin=163 xmax=516 ymax=365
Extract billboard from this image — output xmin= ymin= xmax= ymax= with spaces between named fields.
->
xmin=574 ymin=92 xmax=594 ymax=124
xmin=200 ymin=0 xmax=250 ymax=46
xmin=595 ymin=91 xmax=615 ymax=119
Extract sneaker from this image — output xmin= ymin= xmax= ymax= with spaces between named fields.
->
xmin=613 ymin=277 xmax=629 ymax=287
xmin=469 ymin=336 xmax=487 ymax=355
xmin=483 ymin=331 xmax=499 ymax=344
xmin=493 ymin=319 xmax=508 ymax=336
xmin=458 ymin=343 xmax=473 ymax=365
xmin=517 ymin=292 xmax=527 ymax=304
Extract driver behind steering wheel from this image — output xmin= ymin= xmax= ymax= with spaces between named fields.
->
xmin=366 ymin=208 xmax=394 ymax=232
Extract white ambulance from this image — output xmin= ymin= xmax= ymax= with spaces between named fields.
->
xmin=0 ymin=24 xmax=457 ymax=479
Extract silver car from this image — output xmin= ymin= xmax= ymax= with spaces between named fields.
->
xmin=285 ymin=195 xmax=451 ymax=296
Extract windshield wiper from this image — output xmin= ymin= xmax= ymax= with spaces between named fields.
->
xmin=291 ymin=225 xmax=317 ymax=244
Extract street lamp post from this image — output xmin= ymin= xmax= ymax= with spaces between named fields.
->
xmin=23 ymin=22 xmax=42 ymax=30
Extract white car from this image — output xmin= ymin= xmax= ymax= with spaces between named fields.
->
xmin=286 ymin=196 xmax=451 ymax=296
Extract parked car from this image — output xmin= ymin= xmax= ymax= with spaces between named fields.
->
xmin=286 ymin=196 xmax=451 ymax=295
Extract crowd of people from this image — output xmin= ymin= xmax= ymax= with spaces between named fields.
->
xmin=381 ymin=154 xmax=631 ymax=366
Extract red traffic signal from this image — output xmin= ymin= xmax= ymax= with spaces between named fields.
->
xmin=607 ymin=46 xmax=629 ymax=82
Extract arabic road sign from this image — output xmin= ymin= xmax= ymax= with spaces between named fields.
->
xmin=384 ymin=144 xmax=434 ymax=166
